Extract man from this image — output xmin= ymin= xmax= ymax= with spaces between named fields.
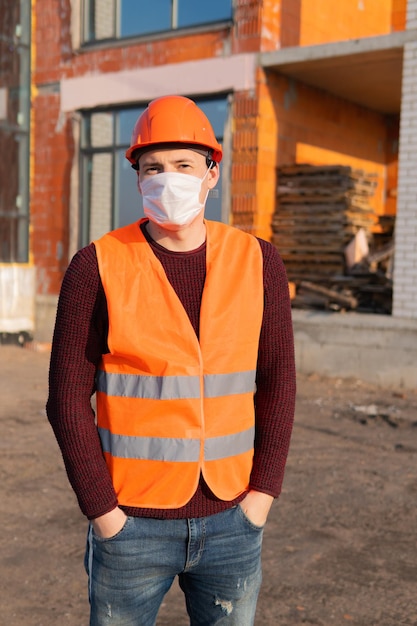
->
xmin=47 ymin=95 xmax=296 ymax=626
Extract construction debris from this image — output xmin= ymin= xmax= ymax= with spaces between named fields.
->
xmin=273 ymin=164 xmax=394 ymax=314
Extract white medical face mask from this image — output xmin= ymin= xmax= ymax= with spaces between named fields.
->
xmin=140 ymin=167 xmax=212 ymax=228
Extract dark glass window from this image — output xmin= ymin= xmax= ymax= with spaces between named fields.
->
xmin=0 ymin=2 xmax=30 ymax=262
xmin=84 ymin=0 xmax=232 ymax=42
xmin=177 ymin=0 xmax=232 ymax=28
xmin=120 ymin=0 xmax=171 ymax=37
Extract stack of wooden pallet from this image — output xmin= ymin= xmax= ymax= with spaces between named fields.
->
xmin=272 ymin=164 xmax=395 ymax=314
xmin=272 ymin=164 xmax=378 ymax=281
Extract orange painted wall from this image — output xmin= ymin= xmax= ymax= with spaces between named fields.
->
xmin=280 ymin=0 xmax=406 ymax=48
xmin=385 ymin=118 xmax=400 ymax=216
xmin=236 ymin=70 xmax=394 ymax=241
xmin=299 ymin=0 xmax=391 ymax=45
xmin=391 ymin=0 xmax=407 ymax=30
xmin=280 ymin=0 xmax=302 ymax=48
xmin=256 ymin=0 xmax=282 ymax=52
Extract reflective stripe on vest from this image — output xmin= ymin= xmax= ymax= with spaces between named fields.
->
xmin=96 ymin=369 xmax=256 ymax=399
xmin=98 ymin=425 xmax=255 ymax=462
xmin=94 ymin=218 xmax=264 ymax=508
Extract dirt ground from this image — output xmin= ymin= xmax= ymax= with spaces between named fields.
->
xmin=1 ymin=343 xmax=417 ymax=626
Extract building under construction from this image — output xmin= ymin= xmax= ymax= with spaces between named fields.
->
xmin=0 ymin=0 xmax=416 ymax=386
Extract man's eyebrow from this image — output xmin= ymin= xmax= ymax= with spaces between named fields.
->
xmin=142 ymin=156 xmax=195 ymax=166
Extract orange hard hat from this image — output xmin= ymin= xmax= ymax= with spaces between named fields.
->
xmin=125 ymin=95 xmax=223 ymax=165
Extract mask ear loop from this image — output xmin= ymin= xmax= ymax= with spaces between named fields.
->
xmin=201 ymin=160 xmax=215 ymax=207
xmin=207 ymin=160 xmax=214 ymax=174
xmin=206 ymin=156 xmax=216 ymax=169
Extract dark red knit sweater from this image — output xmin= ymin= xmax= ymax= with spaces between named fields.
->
xmin=47 ymin=222 xmax=296 ymax=520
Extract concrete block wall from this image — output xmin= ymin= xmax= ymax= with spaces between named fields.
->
xmin=293 ymin=309 xmax=417 ymax=389
xmin=393 ymin=0 xmax=417 ymax=319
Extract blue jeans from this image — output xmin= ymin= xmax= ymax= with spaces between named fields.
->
xmin=85 ymin=505 xmax=264 ymax=625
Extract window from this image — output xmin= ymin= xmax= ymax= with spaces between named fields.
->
xmin=0 ymin=2 xmax=31 ymax=262
xmin=80 ymin=96 xmax=229 ymax=247
xmin=84 ymin=0 xmax=232 ymax=42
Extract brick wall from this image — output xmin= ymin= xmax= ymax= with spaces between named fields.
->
xmin=393 ymin=0 xmax=417 ymax=319
xmin=231 ymin=90 xmax=260 ymax=232
xmin=30 ymin=90 xmax=72 ymax=295
xmin=31 ymin=1 xmax=233 ymax=296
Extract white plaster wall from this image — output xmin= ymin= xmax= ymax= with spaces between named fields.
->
xmin=0 ymin=265 xmax=35 ymax=334
xmin=393 ymin=0 xmax=417 ymax=319
xmin=60 ymin=54 xmax=256 ymax=112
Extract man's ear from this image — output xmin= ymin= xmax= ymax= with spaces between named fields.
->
xmin=207 ymin=163 xmax=220 ymax=188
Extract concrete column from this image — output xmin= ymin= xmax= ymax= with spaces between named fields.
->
xmin=393 ymin=0 xmax=417 ymax=318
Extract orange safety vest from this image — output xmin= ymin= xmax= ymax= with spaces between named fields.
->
xmin=94 ymin=218 xmax=264 ymax=509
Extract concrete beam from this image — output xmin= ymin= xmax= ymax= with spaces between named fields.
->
xmin=60 ymin=54 xmax=257 ymax=112
xmin=259 ymin=30 xmax=417 ymax=114
xmin=259 ymin=30 xmax=417 ymax=67
xmin=292 ymin=309 xmax=417 ymax=389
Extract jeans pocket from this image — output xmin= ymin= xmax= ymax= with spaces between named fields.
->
xmin=92 ymin=515 xmax=133 ymax=543
xmin=236 ymin=504 xmax=266 ymax=531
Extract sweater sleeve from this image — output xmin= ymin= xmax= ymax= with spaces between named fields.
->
xmin=46 ymin=244 xmax=119 ymax=519
xmin=249 ymin=239 xmax=296 ymax=498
